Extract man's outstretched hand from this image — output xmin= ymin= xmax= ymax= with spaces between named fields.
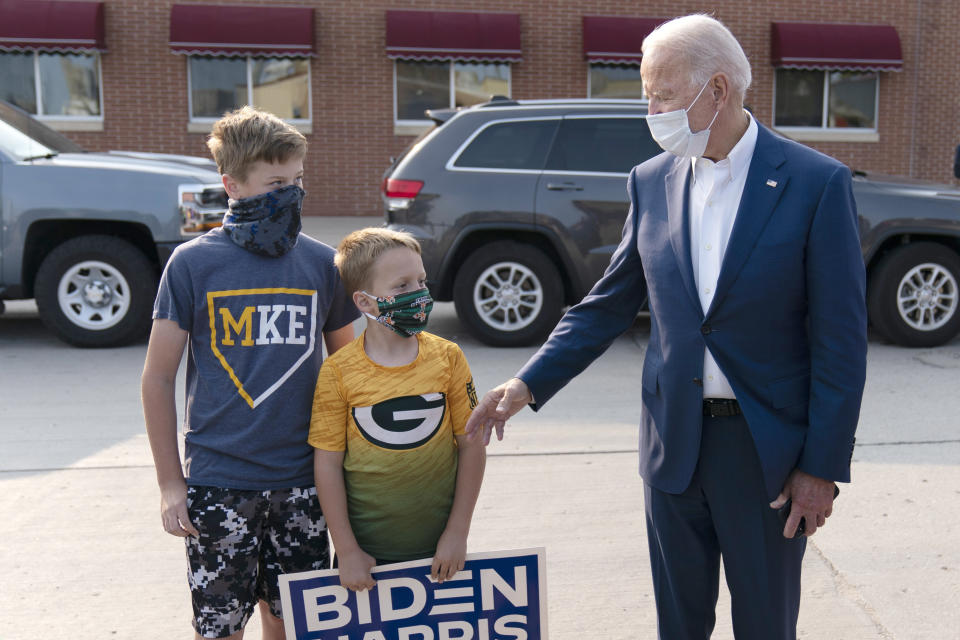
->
xmin=464 ymin=378 xmax=532 ymax=444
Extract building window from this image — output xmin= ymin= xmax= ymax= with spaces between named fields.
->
xmin=588 ymin=64 xmax=645 ymax=100
xmin=774 ymin=69 xmax=878 ymax=130
xmin=0 ymin=51 xmax=101 ymax=118
xmin=188 ymin=56 xmax=310 ymax=122
xmin=395 ymin=61 xmax=510 ymax=123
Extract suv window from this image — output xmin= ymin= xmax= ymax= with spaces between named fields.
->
xmin=545 ymin=117 xmax=660 ymax=174
xmin=453 ymin=119 xmax=558 ymax=170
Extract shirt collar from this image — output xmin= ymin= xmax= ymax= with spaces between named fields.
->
xmin=691 ymin=110 xmax=758 ymax=185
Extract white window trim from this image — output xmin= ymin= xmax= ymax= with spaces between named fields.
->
xmin=33 ymin=53 xmax=40 ymax=114
xmin=187 ymin=120 xmax=312 ymax=135
xmin=17 ymin=51 xmax=106 ymax=130
xmin=586 ymin=62 xmax=648 ymax=101
xmin=186 ymin=55 xmax=312 ymax=129
xmin=393 ymin=60 xmax=512 ymax=136
xmin=38 ymin=117 xmax=105 ymax=132
xmin=394 ymin=121 xmax=433 ymax=137
xmin=773 ymin=68 xmax=880 ymax=142
xmin=776 ymin=128 xmax=880 ymax=143
xmin=449 ymin=63 xmax=456 ymax=112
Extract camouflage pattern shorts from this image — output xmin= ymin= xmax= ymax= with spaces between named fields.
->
xmin=185 ymin=485 xmax=329 ymax=638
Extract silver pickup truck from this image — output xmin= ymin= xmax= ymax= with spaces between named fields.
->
xmin=0 ymin=100 xmax=226 ymax=347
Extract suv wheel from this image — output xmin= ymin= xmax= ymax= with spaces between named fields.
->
xmin=34 ymin=235 xmax=156 ymax=347
xmin=868 ymin=242 xmax=960 ymax=347
xmin=453 ymin=242 xmax=563 ymax=347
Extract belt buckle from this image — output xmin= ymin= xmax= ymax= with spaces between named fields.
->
xmin=703 ymin=398 xmax=739 ymax=418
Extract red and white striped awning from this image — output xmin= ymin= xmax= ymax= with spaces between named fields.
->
xmin=582 ymin=16 xmax=665 ymax=65
xmin=386 ymin=10 xmax=522 ymax=63
xmin=771 ymin=22 xmax=903 ymax=72
xmin=169 ymin=4 xmax=315 ymax=57
xmin=0 ymin=0 xmax=106 ymax=53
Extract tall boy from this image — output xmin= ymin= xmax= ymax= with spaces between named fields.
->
xmin=310 ymin=228 xmax=485 ymax=590
xmin=142 ymin=106 xmax=358 ymax=639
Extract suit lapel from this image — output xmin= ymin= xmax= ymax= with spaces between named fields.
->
xmin=664 ymin=158 xmax=702 ymax=316
xmin=706 ymin=125 xmax=789 ymax=317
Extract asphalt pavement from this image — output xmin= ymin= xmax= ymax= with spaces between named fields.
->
xmin=0 ymin=216 xmax=958 ymax=639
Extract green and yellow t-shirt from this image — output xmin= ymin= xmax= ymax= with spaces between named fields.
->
xmin=308 ymin=331 xmax=477 ymax=562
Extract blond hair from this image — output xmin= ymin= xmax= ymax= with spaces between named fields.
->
xmin=206 ymin=106 xmax=307 ymax=182
xmin=642 ymin=14 xmax=752 ymax=101
xmin=335 ymin=228 xmax=422 ymax=295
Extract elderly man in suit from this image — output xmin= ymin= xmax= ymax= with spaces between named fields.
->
xmin=465 ymin=14 xmax=867 ymax=640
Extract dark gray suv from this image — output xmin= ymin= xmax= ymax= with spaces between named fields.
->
xmin=383 ymin=98 xmax=960 ymax=348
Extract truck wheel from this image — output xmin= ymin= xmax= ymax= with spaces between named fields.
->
xmin=453 ymin=242 xmax=564 ymax=347
xmin=867 ymin=242 xmax=960 ymax=347
xmin=34 ymin=235 xmax=157 ymax=347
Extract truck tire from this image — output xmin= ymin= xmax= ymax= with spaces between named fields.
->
xmin=453 ymin=242 xmax=564 ymax=347
xmin=34 ymin=235 xmax=157 ymax=347
xmin=867 ymin=242 xmax=960 ymax=347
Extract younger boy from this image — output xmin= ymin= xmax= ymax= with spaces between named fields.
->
xmin=310 ymin=228 xmax=485 ymax=590
xmin=142 ymin=106 xmax=358 ymax=639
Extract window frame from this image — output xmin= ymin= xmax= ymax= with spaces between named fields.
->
xmin=393 ymin=60 xmax=513 ymax=133
xmin=772 ymin=68 xmax=880 ymax=142
xmin=543 ymin=114 xmax=655 ymax=177
xmin=445 ymin=116 xmax=560 ymax=175
xmin=186 ymin=55 xmax=312 ymax=132
xmin=586 ymin=63 xmax=647 ymax=101
xmin=3 ymin=50 xmax=105 ymax=131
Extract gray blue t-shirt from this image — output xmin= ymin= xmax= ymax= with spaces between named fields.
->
xmin=153 ymin=228 xmax=359 ymax=489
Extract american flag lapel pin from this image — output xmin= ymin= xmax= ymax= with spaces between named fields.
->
xmin=766 ymin=179 xmax=778 ymax=188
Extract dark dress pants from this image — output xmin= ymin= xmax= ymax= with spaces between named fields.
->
xmin=643 ymin=413 xmax=806 ymax=640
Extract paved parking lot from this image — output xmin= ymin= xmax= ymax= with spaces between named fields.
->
xmin=1 ymin=217 xmax=958 ymax=639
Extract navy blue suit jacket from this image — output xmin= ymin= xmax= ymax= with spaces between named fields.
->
xmin=517 ymin=123 xmax=868 ymax=500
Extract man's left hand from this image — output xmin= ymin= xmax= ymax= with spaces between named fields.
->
xmin=769 ymin=470 xmax=837 ymax=538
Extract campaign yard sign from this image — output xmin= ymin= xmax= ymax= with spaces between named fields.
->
xmin=279 ymin=548 xmax=547 ymax=640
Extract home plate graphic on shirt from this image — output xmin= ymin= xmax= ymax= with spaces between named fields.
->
xmin=207 ymin=288 xmax=318 ymax=408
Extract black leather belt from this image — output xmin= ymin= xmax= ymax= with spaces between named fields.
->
xmin=703 ymin=398 xmax=742 ymax=418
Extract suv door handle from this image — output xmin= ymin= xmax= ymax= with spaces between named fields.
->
xmin=546 ymin=182 xmax=583 ymax=191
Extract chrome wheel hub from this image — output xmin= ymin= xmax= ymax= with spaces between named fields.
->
xmin=474 ymin=262 xmax=543 ymax=331
xmin=897 ymin=263 xmax=958 ymax=331
xmin=82 ymin=280 xmax=114 ymax=307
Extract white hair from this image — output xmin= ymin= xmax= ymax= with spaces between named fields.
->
xmin=642 ymin=14 xmax=752 ymax=101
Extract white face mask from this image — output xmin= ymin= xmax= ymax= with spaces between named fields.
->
xmin=646 ymin=78 xmax=719 ymax=158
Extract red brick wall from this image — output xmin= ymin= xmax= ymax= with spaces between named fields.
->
xmin=62 ymin=0 xmax=960 ymax=217
xmin=911 ymin=0 xmax=960 ymax=183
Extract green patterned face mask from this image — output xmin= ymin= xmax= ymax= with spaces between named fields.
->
xmin=361 ymin=288 xmax=434 ymax=337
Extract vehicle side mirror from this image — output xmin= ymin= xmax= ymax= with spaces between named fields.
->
xmin=954 ymin=144 xmax=960 ymax=179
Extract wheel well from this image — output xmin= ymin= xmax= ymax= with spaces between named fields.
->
xmin=22 ymin=220 xmax=159 ymax=298
xmin=866 ymin=234 xmax=960 ymax=283
xmin=436 ymin=230 xmax=577 ymax=303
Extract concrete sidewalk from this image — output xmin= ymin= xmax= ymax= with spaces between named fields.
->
xmin=0 ymin=433 xmax=884 ymax=639
xmin=1 ymin=216 xmax=957 ymax=638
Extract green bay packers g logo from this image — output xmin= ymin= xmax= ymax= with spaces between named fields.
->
xmin=352 ymin=393 xmax=447 ymax=450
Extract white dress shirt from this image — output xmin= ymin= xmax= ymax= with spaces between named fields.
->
xmin=689 ymin=112 xmax=758 ymax=399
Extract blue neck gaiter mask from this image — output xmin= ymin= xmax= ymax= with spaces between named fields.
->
xmin=222 ymin=184 xmax=304 ymax=257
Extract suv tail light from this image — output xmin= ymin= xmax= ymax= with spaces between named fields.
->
xmin=382 ymin=178 xmax=424 ymax=210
